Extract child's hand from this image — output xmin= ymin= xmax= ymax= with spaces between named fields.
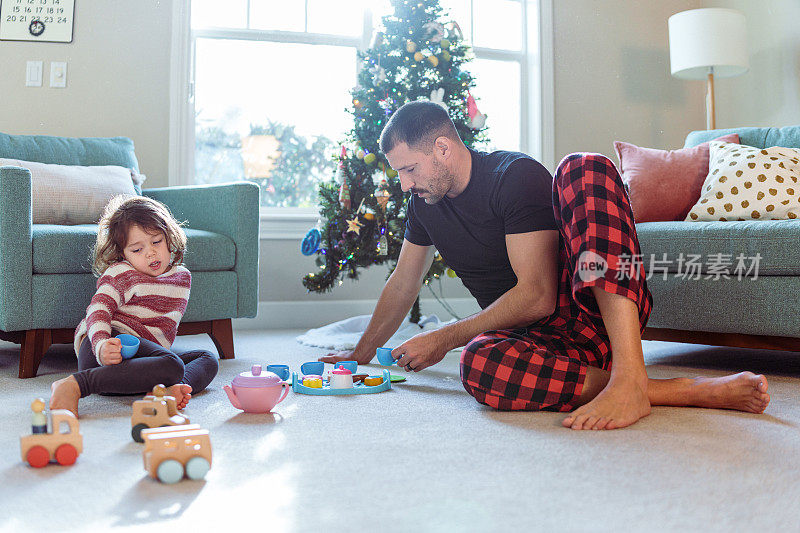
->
xmin=99 ymin=338 xmax=123 ymax=365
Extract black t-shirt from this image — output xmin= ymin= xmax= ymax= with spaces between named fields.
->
xmin=404 ymin=149 xmax=557 ymax=309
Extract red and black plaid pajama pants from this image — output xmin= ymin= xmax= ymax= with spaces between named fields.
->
xmin=460 ymin=153 xmax=653 ymax=412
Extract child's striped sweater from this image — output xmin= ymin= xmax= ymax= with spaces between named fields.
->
xmin=74 ymin=261 xmax=191 ymax=364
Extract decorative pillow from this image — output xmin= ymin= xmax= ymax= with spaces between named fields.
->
xmin=0 ymin=158 xmax=146 ymax=225
xmin=614 ymin=133 xmax=739 ymax=222
xmin=685 ymin=141 xmax=800 ymax=221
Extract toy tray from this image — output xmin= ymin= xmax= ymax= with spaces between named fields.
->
xmin=291 ymin=369 xmax=391 ymax=395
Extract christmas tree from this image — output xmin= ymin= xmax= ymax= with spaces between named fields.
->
xmin=301 ymin=0 xmax=488 ymax=322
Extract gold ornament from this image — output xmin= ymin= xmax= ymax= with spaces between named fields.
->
xmin=346 ymin=217 xmax=363 ymax=235
xmin=414 ymin=51 xmax=424 ymax=62
xmin=406 ymin=40 xmax=417 ymax=53
xmin=364 ymin=153 xmax=377 ymax=165
xmin=440 ymin=38 xmax=451 ymax=50
xmin=363 ymin=211 xmax=375 ymax=221
xmin=441 ymin=50 xmax=451 ymax=62
xmin=427 ymin=55 xmax=439 ymax=67
xmin=356 ymin=149 xmax=365 ymax=159
xmin=386 ymin=168 xmax=398 ymax=178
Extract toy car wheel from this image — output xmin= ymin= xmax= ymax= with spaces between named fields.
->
xmin=185 ymin=456 xmax=210 ymax=480
xmin=55 ymin=444 xmax=78 ymax=465
xmin=26 ymin=445 xmax=50 ymax=468
xmin=131 ymin=423 xmax=149 ymax=443
xmin=156 ymin=459 xmax=184 ymax=484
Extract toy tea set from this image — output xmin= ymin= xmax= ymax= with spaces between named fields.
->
xmin=224 ymin=346 xmax=402 ymax=412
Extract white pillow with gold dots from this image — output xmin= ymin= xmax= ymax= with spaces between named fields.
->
xmin=686 ymin=141 xmax=800 ymax=221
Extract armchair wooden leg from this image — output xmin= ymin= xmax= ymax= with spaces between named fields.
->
xmin=19 ymin=329 xmax=52 ymax=379
xmin=210 ymin=319 xmax=235 ymax=360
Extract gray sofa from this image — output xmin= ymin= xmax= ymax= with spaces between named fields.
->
xmin=636 ymin=125 xmax=800 ymax=351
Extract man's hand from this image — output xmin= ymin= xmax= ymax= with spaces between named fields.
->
xmin=392 ymin=329 xmax=449 ymax=372
xmin=319 ymin=349 xmax=375 ymax=365
xmin=99 ymin=338 xmax=123 ymax=366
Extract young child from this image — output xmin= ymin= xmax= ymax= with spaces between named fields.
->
xmin=50 ymin=195 xmax=219 ymax=417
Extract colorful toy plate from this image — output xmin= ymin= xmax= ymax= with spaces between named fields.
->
xmin=291 ymin=370 xmax=392 ymax=395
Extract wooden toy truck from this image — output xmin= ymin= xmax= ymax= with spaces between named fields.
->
xmin=131 ymin=384 xmax=190 ymax=442
xmin=141 ymin=424 xmax=212 ymax=484
xmin=20 ymin=409 xmax=83 ymax=468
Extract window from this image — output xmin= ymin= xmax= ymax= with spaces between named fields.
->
xmin=183 ymin=0 xmax=544 ymax=223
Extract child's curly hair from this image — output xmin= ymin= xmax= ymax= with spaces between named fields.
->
xmin=92 ymin=195 xmax=187 ymax=277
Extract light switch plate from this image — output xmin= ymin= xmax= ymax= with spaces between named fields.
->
xmin=26 ymin=61 xmax=43 ymax=87
xmin=50 ymin=62 xmax=67 ymax=88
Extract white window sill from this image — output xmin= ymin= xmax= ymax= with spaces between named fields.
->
xmin=260 ymin=208 xmax=319 ymax=240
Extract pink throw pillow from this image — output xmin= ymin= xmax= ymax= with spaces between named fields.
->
xmin=614 ymin=133 xmax=740 ymax=222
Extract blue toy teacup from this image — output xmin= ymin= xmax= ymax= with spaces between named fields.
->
xmin=116 ymin=334 xmax=140 ymax=359
xmin=376 ymin=347 xmax=396 ymax=366
xmin=300 ymin=361 xmax=324 ymax=376
xmin=266 ymin=364 xmax=290 ymax=381
xmin=334 ymin=360 xmax=358 ymax=374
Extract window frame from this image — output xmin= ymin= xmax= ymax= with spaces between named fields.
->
xmin=169 ymin=0 xmax=553 ymax=240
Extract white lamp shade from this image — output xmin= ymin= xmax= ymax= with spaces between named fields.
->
xmin=668 ymin=8 xmax=749 ymax=80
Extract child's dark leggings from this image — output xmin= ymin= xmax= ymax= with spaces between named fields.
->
xmin=73 ymin=330 xmax=219 ymax=398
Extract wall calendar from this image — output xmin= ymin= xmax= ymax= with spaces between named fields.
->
xmin=0 ymin=0 xmax=74 ymax=43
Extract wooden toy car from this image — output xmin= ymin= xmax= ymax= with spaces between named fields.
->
xmin=131 ymin=384 xmax=190 ymax=442
xmin=20 ymin=409 xmax=83 ymax=468
xmin=141 ymin=424 xmax=212 ymax=484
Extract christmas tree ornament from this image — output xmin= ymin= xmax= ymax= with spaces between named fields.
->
xmin=363 ymin=211 xmax=375 ymax=221
xmin=440 ymin=50 xmax=451 ymax=62
xmin=386 ymin=168 xmax=398 ymax=179
xmin=356 ymin=148 xmax=365 ymax=159
xmin=346 ymin=217 xmax=363 ymax=235
xmin=334 ymin=146 xmax=348 ymax=184
xmin=429 ymin=88 xmax=446 ymax=109
xmin=301 ymin=228 xmax=322 ymax=256
xmin=339 ymin=180 xmax=351 ymax=210
xmin=378 ymin=233 xmax=389 ymax=256
xmin=467 ymin=93 xmax=487 ymax=130
xmin=427 ymin=55 xmax=439 ymax=67
xmin=369 ymin=64 xmax=387 ymax=86
xmin=406 ymin=40 xmax=417 ymax=53
xmin=414 ymin=51 xmax=424 ymax=62
xmin=370 ymin=31 xmax=385 ymax=48
xmin=446 ymin=268 xmax=457 ymax=278
xmin=440 ymin=37 xmax=451 ymax=49
xmin=423 ymin=22 xmax=445 ymax=42
xmin=363 ymin=152 xmax=377 ymax=165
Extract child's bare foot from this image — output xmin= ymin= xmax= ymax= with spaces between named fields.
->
xmin=691 ymin=372 xmax=770 ymax=413
xmin=166 ymin=384 xmax=192 ymax=410
xmin=50 ymin=375 xmax=81 ymax=417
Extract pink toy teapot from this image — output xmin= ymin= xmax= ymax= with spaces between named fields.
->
xmin=223 ymin=364 xmax=289 ymax=414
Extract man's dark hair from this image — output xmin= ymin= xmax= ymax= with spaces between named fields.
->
xmin=379 ymin=100 xmax=461 ymax=155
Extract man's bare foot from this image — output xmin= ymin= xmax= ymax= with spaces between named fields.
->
xmin=690 ymin=372 xmax=770 ymax=413
xmin=563 ymin=377 xmax=651 ymax=431
xmin=166 ymin=384 xmax=192 ymax=410
xmin=50 ymin=376 xmax=81 ymax=418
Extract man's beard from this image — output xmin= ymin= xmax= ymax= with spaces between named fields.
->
xmin=419 ymin=159 xmax=453 ymax=204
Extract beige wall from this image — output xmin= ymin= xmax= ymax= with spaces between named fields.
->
xmin=0 ymin=0 xmax=172 ymax=185
xmin=702 ymin=0 xmax=800 ymax=129
xmin=552 ymin=0 xmax=705 ymax=161
xmin=2 ymin=1 xmax=799 ymax=318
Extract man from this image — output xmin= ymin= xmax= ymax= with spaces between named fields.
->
xmin=322 ymin=101 xmax=770 ymax=430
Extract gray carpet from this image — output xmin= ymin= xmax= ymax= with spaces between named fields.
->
xmin=1 ymin=331 xmax=799 ymax=533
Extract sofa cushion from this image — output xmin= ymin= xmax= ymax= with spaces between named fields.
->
xmin=0 ymin=132 xmax=142 ymax=194
xmin=32 ymin=225 xmax=236 ymax=274
xmin=614 ymin=133 xmax=739 ymax=222
xmin=685 ymin=141 xmax=800 ymax=221
xmin=636 ymin=219 xmax=800 ymax=275
xmin=0 ymin=157 xmax=145 ymax=225
xmin=685 ymin=125 xmax=800 ymax=150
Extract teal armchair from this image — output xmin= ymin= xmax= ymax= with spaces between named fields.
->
xmin=0 ymin=132 xmax=260 ymax=378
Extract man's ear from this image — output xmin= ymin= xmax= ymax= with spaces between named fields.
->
xmin=434 ymin=136 xmax=451 ymax=158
